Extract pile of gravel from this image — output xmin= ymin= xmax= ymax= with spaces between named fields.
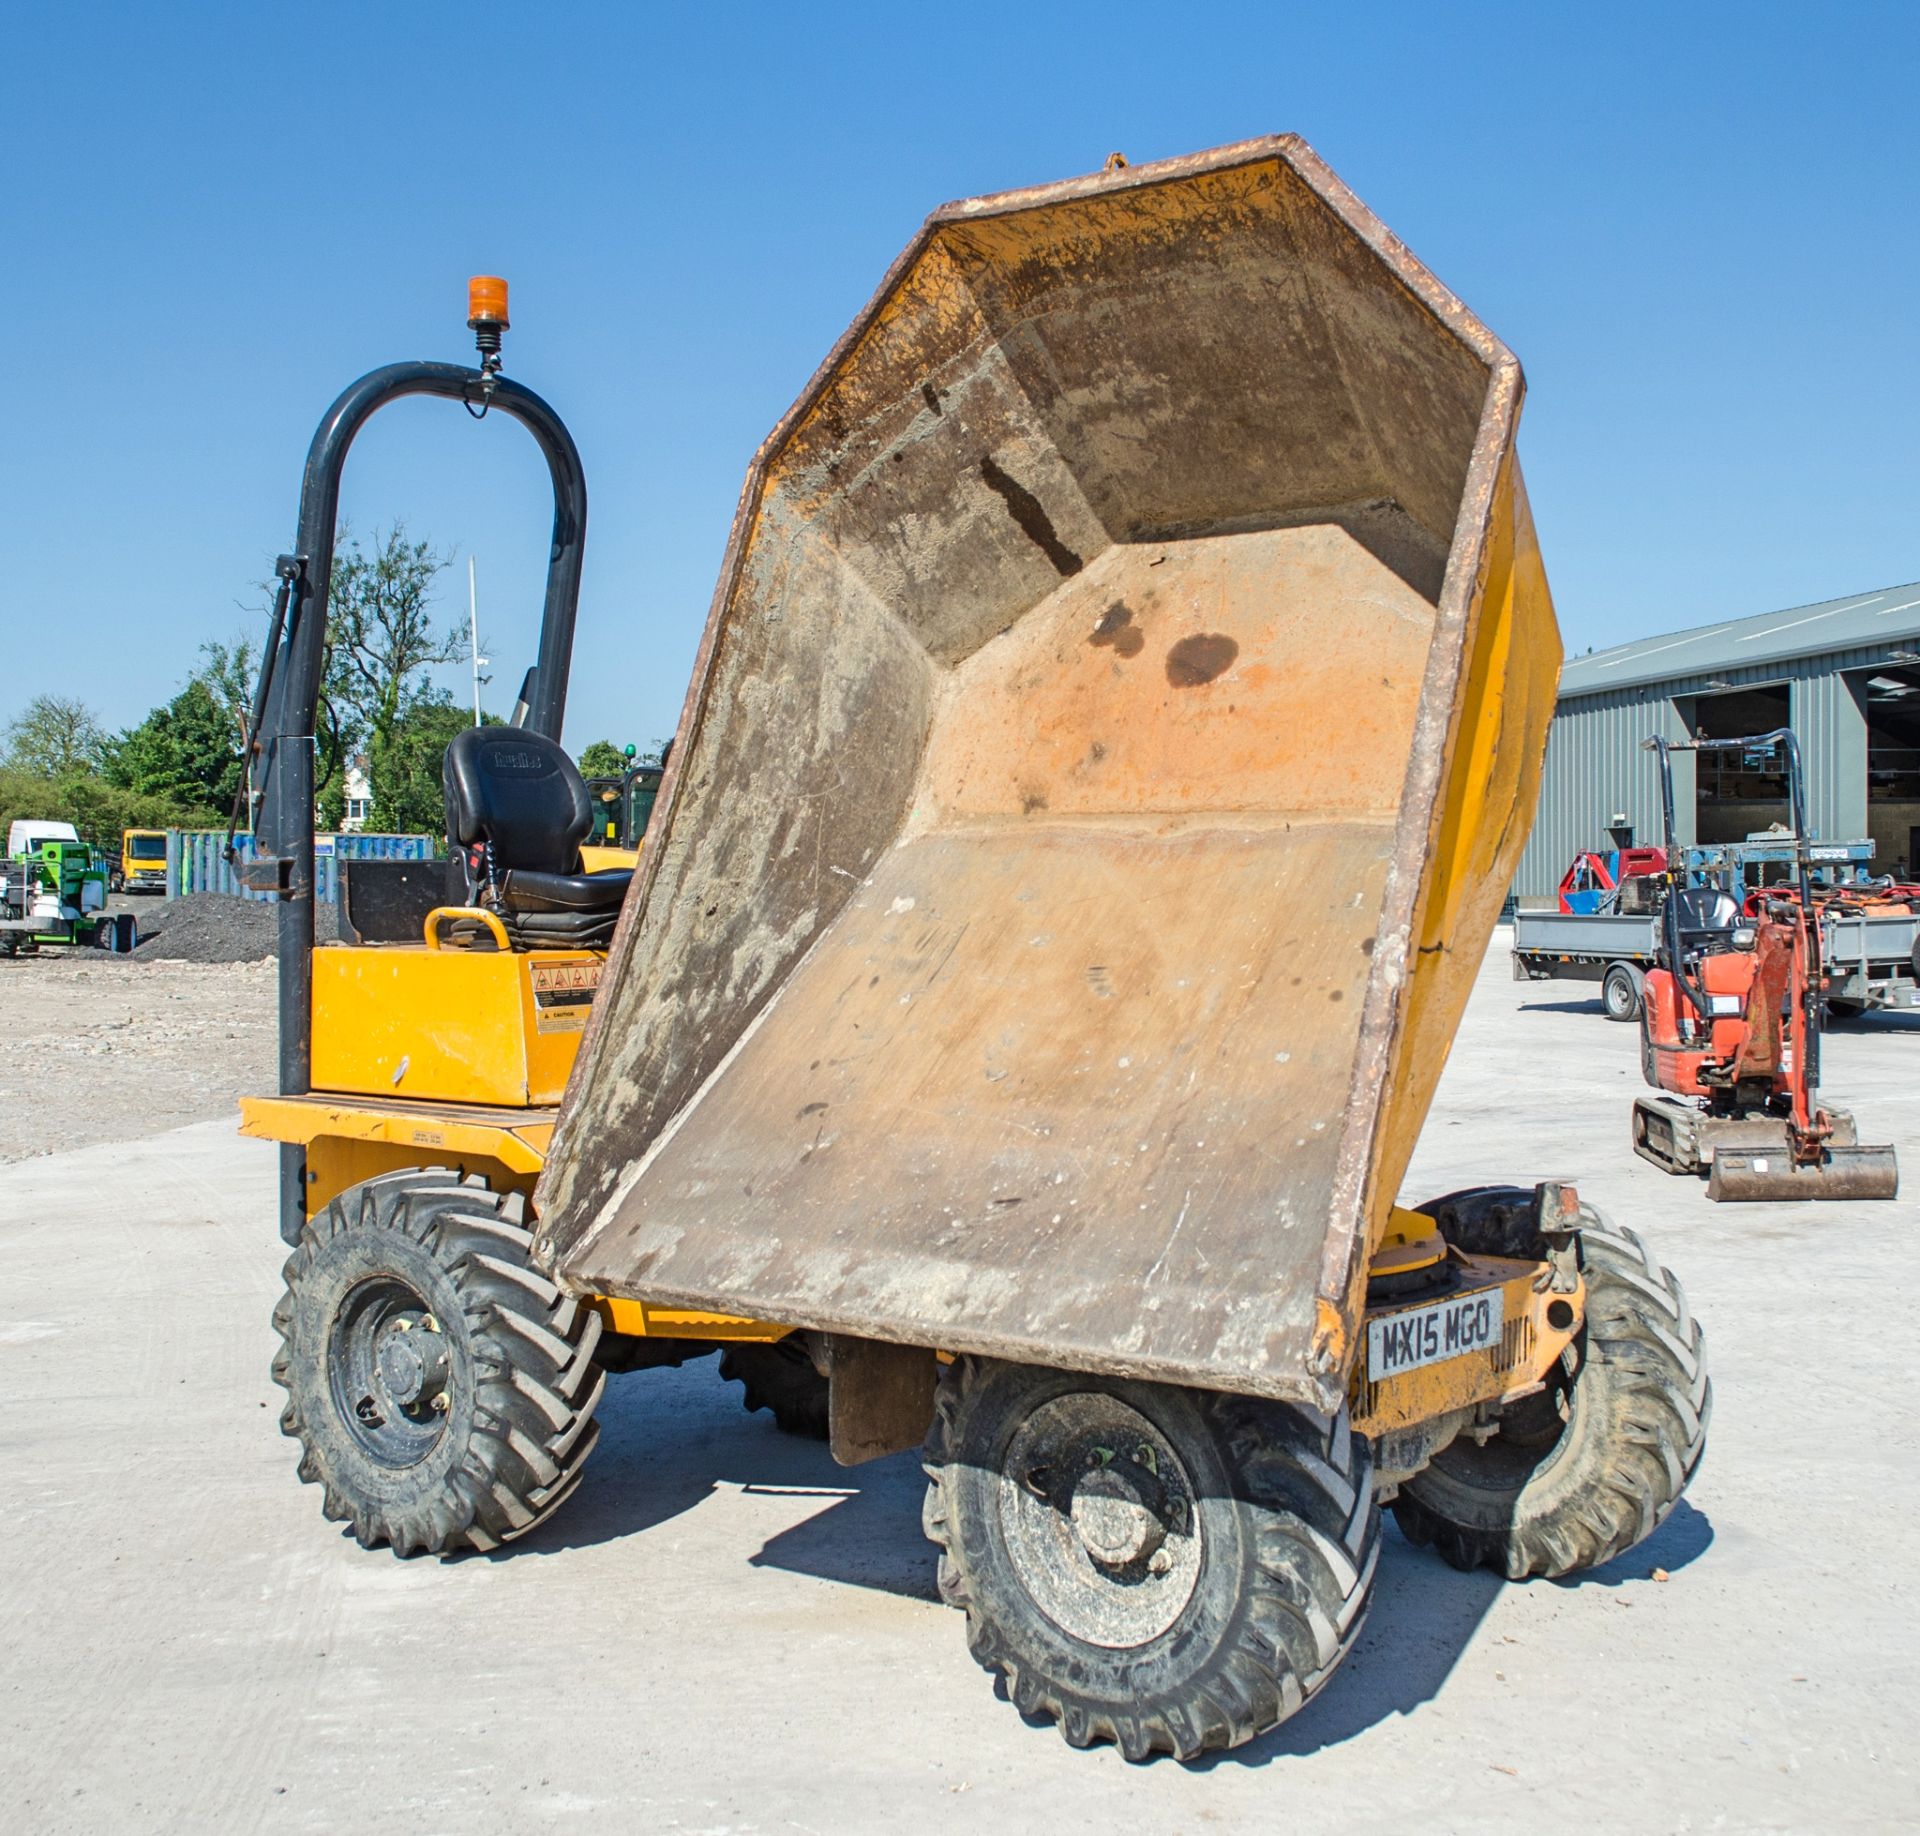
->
xmin=116 ymin=892 xmax=319 ymax=965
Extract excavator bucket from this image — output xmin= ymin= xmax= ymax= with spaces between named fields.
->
xmin=1641 ymin=1093 xmax=1898 ymax=1200
xmin=1708 ymin=1142 xmax=1899 ymax=1202
xmin=535 ymin=137 xmax=1561 ymax=1410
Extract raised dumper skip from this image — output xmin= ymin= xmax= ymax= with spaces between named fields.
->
xmin=242 ymin=136 xmax=1711 ymax=1762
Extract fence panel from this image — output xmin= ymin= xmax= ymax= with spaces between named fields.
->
xmin=165 ymin=831 xmax=434 ymax=903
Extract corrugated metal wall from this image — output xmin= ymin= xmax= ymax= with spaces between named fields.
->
xmin=1517 ymin=645 xmax=1883 ymax=898
xmin=1793 ymin=667 xmax=1870 ymax=841
xmin=1517 ymin=690 xmax=1689 ymax=897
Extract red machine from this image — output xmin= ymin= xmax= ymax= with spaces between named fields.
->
xmin=1744 ymin=877 xmax=1920 ymax=921
xmin=1556 ymin=845 xmax=1667 ymax=914
xmin=1631 ymin=731 xmax=1898 ymax=1201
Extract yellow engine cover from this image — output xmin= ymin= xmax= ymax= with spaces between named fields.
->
xmin=311 ymin=942 xmax=601 ymax=1108
xmin=578 ymin=843 xmax=639 ymax=874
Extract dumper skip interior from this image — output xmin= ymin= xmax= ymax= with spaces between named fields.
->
xmin=538 ymin=136 xmax=1561 ymax=1407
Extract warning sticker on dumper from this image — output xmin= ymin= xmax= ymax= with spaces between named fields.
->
xmin=1367 ymin=1287 xmax=1504 ymax=1379
xmin=531 ymin=960 xmax=601 ymax=1033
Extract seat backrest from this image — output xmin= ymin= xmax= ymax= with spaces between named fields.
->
xmin=1671 ymin=884 xmax=1739 ymax=939
xmin=442 ymin=726 xmax=592 ymax=875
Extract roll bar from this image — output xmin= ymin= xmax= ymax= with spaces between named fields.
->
xmin=1642 ymin=728 xmax=1820 ymax=1085
xmin=245 ymin=358 xmax=587 ymax=1242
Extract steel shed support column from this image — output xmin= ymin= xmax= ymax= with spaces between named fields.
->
xmin=1663 ymin=696 xmax=1697 ymax=848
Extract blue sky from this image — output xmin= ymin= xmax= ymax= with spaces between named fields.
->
xmin=1 ymin=2 xmax=1914 ymax=753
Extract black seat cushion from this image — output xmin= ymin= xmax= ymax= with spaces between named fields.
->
xmin=500 ymin=867 xmax=633 ymax=915
xmin=441 ymin=728 xmax=632 ymax=943
xmin=1671 ymin=886 xmax=1740 ymax=940
xmin=1674 ymin=891 xmax=1751 ymax=960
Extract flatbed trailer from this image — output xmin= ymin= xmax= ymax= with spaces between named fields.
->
xmin=1515 ymin=896 xmax=1920 ymax=1021
xmin=1512 ymin=909 xmax=1660 ymax=1021
xmin=1823 ymin=909 xmax=1920 ymax=1015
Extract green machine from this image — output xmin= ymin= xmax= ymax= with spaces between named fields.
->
xmin=0 ymin=821 xmax=137 ymax=956
xmin=580 ymin=744 xmax=667 ymax=861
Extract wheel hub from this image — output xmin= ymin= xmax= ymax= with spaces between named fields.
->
xmin=1069 ymin=1462 xmax=1168 ymax=1567
xmin=374 ymin=1316 xmax=449 ymax=1410
xmin=330 ymin=1278 xmax=456 ymax=1467
xmin=998 ymin=1393 xmax=1201 ymax=1648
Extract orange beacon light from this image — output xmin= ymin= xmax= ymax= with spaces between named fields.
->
xmin=467 ymin=275 xmax=510 ymax=328
xmin=467 ymin=276 xmax=509 ymax=372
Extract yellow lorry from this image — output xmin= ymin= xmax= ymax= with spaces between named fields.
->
xmin=242 ymin=138 xmax=1709 ymax=1761
xmin=120 ymin=828 xmax=168 ymax=894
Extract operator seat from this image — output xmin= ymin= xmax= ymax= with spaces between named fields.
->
xmin=442 ymin=726 xmax=632 ymax=948
xmin=1669 ymin=885 xmax=1741 ymax=950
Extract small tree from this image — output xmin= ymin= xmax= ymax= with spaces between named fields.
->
xmin=1 ymin=694 xmax=106 ymax=777
xmin=322 ymin=523 xmax=464 ymax=808
xmin=367 ymin=694 xmax=494 ymax=835
xmin=196 ymin=636 xmax=258 ymax=784
xmin=576 ymin=740 xmax=630 ymax=778
xmin=103 ymin=679 xmax=244 ymax=812
xmin=195 ymin=636 xmax=258 ymax=732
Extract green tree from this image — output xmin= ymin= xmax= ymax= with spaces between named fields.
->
xmin=190 ymin=633 xmax=263 ymax=825
xmin=1 ymin=694 xmax=106 ymax=777
xmin=317 ymin=524 xmax=465 ymax=821
xmin=576 ymin=739 xmax=630 ymax=778
xmin=0 ymin=764 xmax=212 ymax=845
xmin=366 ymin=695 xmax=495 ymax=835
xmin=195 ymin=635 xmax=258 ymax=753
xmin=102 ymin=678 xmax=244 ymax=812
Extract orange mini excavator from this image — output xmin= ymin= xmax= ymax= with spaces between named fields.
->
xmin=1631 ymin=730 xmax=1898 ymax=1200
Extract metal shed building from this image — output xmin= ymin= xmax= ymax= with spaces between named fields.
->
xmin=1517 ymin=580 xmax=1920 ymax=900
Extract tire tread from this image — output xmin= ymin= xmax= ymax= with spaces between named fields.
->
xmin=272 ymin=1175 xmax=602 ymax=1557
xmin=1395 ymin=1201 xmax=1710 ymax=1579
xmin=923 ymin=1359 xmax=1378 ymax=1761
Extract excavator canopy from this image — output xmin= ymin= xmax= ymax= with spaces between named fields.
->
xmin=536 ymin=136 xmax=1560 ymax=1408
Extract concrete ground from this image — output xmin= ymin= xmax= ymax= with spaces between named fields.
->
xmin=3 ymin=927 xmax=1916 ymax=1833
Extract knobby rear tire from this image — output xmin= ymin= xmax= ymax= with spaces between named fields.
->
xmin=1394 ymin=1203 xmax=1709 ymax=1579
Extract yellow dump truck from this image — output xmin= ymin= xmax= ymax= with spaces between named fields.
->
xmin=243 ymin=137 xmax=1710 ymax=1761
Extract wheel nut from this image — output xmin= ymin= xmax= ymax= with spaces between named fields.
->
xmin=431 ymin=1391 xmax=450 ymax=1413
xmin=1148 ymin=1549 xmax=1172 ymax=1575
